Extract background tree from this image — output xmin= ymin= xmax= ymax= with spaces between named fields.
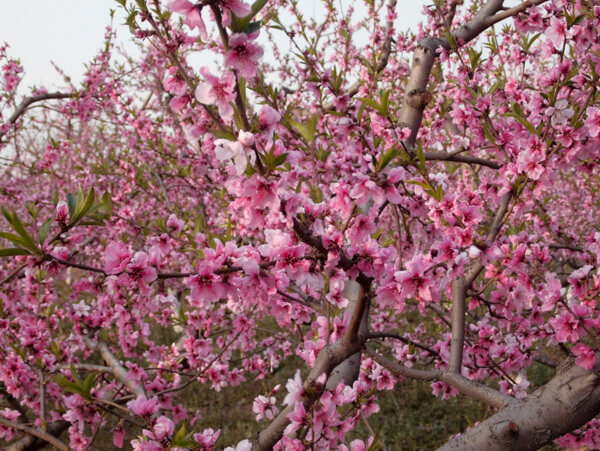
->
xmin=1 ymin=0 xmax=600 ymax=449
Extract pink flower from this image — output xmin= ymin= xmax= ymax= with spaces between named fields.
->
xmin=169 ymin=94 xmax=190 ymax=113
xmin=238 ymin=130 xmax=255 ymax=146
xmin=152 ymin=416 xmax=175 ymax=441
xmin=258 ymin=105 xmax=281 ymax=139
xmin=283 ymin=370 xmax=304 ymax=406
xmin=431 ymin=381 xmax=459 ymax=400
xmin=550 ymin=311 xmax=582 ymax=343
xmin=166 ymin=214 xmax=184 ymax=233
xmin=224 ymin=439 xmax=252 ymax=451
xmin=113 ymin=424 xmax=125 ymax=448
xmin=545 ymin=98 xmax=574 ymax=126
xmin=395 ymin=255 xmax=433 ymax=303
xmin=105 ymin=241 xmax=131 ymax=274
xmin=169 ymin=0 xmax=207 ymax=39
xmin=127 ymin=395 xmax=160 ymax=418
xmin=55 ymin=201 xmax=69 ymax=223
xmin=163 ymin=68 xmax=188 ymax=96
xmin=131 ymin=439 xmax=163 ymax=451
xmin=218 ymin=0 xmax=251 ymax=27
xmin=516 ymin=136 xmax=545 ymax=180
xmin=185 ymin=267 xmax=224 ymax=306
xmin=572 ymin=343 xmax=595 ymax=370
xmin=516 ymin=151 xmax=545 ymax=180
xmin=585 ymin=107 xmax=600 ymax=138
xmin=195 ymin=68 xmax=236 ymax=121
xmin=545 ymin=16 xmax=567 ymax=49
xmin=214 ymin=139 xmax=252 ymax=174
xmin=252 ymin=394 xmax=279 ymax=421
xmin=193 ymin=428 xmax=221 ymax=448
xmin=224 ymin=33 xmax=263 ymax=78
xmin=126 ymin=252 xmax=158 ymax=285
xmin=283 ymin=402 xmax=307 ymax=436
xmin=0 ymin=408 xmax=20 ymax=421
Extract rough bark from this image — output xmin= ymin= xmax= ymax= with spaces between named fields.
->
xmin=438 ymin=357 xmax=600 ymax=450
xmin=254 ymin=279 xmax=369 ymax=450
xmin=326 ymin=281 xmax=367 ymax=390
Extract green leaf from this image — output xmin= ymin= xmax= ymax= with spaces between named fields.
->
xmin=0 ymin=231 xmax=29 ymax=248
xmin=504 ymin=112 xmax=538 ymax=135
xmin=1 ymin=207 xmax=12 ymax=225
xmin=376 ymin=146 xmax=401 ymax=172
xmin=38 ymin=219 xmax=52 ymax=245
xmin=69 ymin=187 xmax=96 ymax=226
xmin=172 ymin=423 xmax=186 ymax=443
xmin=170 ymin=422 xmax=196 ymax=448
xmin=82 ymin=373 xmax=98 ymax=397
xmin=568 ymin=14 xmax=585 ymax=28
xmin=289 ymin=114 xmax=320 ymax=144
xmin=101 ymin=192 xmax=113 ymax=216
xmin=416 ymin=141 xmax=426 ymax=167
xmin=309 ymin=183 xmax=323 ymax=203
xmin=357 ymin=101 xmax=367 ymax=122
xmin=50 ymin=341 xmax=61 ymax=358
xmin=243 ymin=20 xmax=261 ymax=35
xmin=273 ymin=153 xmax=288 ymax=167
xmin=1 ymin=210 xmax=39 ymax=253
xmin=54 ymin=374 xmax=88 ymax=398
xmin=229 ymin=0 xmax=268 ymax=32
xmin=380 ymin=89 xmax=390 ymax=113
xmin=207 ymin=128 xmax=236 ymax=141
xmin=357 ymin=96 xmax=383 ymax=114
xmin=66 ymin=193 xmax=77 ymax=216
xmin=0 ymin=248 xmax=31 ymax=257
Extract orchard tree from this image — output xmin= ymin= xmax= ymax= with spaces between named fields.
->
xmin=1 ymin=0 xmax=600 ymax=449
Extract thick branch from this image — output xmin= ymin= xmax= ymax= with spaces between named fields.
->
xmin=254 ymin=282 xmax=370 ymax=450
xmin=449 ymin=277 xmax=466 ymax=373
xmin=254 ymin=336 xmax=365 ymax=450
xmin=398 ymin=37 xmax=447 ymax=147
xmin=440 ymin=373 xmax=514 ymax=409
xmin=366 ymin=348 xmax=513 ymax=409
xmin=326 ymin=280 xmax=368 ymax=390
xmin=398 ymin=0 xmax=547 ymax=148
xmin=438 ymin=357 xmax=600 ymax=450
xmin=83 ymin=337 xmax=145 ymax=398
xmin=484 ymin=0 xmax=549 ymax=30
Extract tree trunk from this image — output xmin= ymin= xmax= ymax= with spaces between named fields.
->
xmin=438 ymin=358 xmax=600 ymax=450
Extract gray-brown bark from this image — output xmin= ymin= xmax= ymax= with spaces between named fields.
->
xmin=438 ymin=357 xmax=600 ymax=450
xmin=326 ymin=281 xmax=367 ymax=390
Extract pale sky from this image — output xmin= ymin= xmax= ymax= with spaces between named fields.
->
xmin=0 ymin=1 xmax=427 ymax=92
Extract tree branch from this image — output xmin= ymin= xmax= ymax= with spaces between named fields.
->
xmin=424 ymin=151 xmax=501 ymax=169
xmin=398 ymin=0 xmax=547 ymax=148
xmin=0 ymin=92 xmax=74 ymax=140
xmin=83 ymin=337 xmax=145 ymax=398
xmin=440 ymin=372 xmax=514 ymax=409
xmin=0 ymin=417 xmax=69 ymax=451
xmin=449 ymin=277 xmax=466 ymax=373
xmin=366 ymin=331 xmax=440 ymax=358
xmin=323 ymin=0 xmax=398 ymax=112
xmin=365 ymin=347 xmax=441 ymax=380
xmin=438 ymin=357 xmax=600 ymax=450
xmin=254 ymin=284 xmax=370 ymax=450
